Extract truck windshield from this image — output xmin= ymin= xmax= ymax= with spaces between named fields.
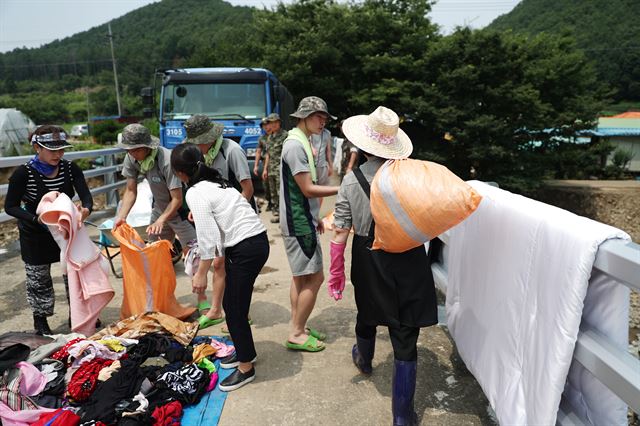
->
xmin=162 ymin=82 xmax=266 ymax=120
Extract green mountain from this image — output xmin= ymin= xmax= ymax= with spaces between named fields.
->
xmin=0 ymin=0 xmax=255 ymax=114
xmin=488 ymin=0 xmax=640 ymax=102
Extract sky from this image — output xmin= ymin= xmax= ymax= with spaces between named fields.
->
xmin=0 ymin=0 xmax=521 ymax=53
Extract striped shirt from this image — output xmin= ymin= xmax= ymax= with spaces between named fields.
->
xmin=23 ymin=161 xmax=72 ymax=203
xmin=4 ymin=159 xmax=92 ymax=225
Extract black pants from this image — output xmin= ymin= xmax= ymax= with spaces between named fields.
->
xmin=356 ymin=315 xmax=420 ymax=361
xmin=223 ymin=232 xmax=270 ymax=363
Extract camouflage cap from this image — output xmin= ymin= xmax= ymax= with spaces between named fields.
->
xmin=290 ymin=96 xmax=337 ymax=120
xmin=264 ymin=113 xmax=281 ymax=122
xmin=116 ymin=123 xmax=159 ymax=150
xmin=183 ymin=114 xmax=224 ymax=145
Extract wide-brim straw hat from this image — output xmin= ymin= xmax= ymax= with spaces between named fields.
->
xmin=116 ymin=123 xmax=159 ymax=150
xmin=342 ymin=106 xmax=413 ymax=160
xmin=183 ymin=114 xmax=224 ymax=145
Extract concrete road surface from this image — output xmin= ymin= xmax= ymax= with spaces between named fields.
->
xmin=0 ymin=188 xmax=494 ymax=426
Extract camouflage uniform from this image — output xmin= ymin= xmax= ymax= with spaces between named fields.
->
xmin=257 ymin=133 xmax=271 ymax=207
xmin=264 ymin=113 xmax=287 ymax=215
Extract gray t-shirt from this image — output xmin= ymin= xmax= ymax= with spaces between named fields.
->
xmin=310 ymin=128 xmax=332 ymax=169
xmin=279 ymin=137 xmax=320 ymax=237
xmin=121 ymin=146 xmax=181 ymax=211
xmin=210 ymin=138 xmax=252 ymax=184
xmin=334 ymin=157 xmax=385 ymax=236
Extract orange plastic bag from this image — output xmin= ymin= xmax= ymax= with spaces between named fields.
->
xmin=112 ymin=224 xmax=196 ymax=320
xmin=371 ymin=159 xmax=482 ymax=253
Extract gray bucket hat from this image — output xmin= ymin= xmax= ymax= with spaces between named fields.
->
xmin=290 ymin=96 xmax=336 ymax=120
xmin=117 ymin=124 xmax=159 ymax=150
xmin=183 ymin=114 xmax=224 ymax=145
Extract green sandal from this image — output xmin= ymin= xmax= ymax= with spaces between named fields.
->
xmin=305 ymin=327 xmax=326 ymax=341
xmin=285 ymin=335 xmax=325 ymax=352
xmin=197 ymin=301 xmax=212 ymax=312
xmin=197 ymin=315 xmax=225 ymax=329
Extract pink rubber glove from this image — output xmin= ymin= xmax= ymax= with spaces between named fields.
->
xmin=328 ymin=240 xmax=346 ymax=301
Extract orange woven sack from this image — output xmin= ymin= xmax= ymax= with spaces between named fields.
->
xmin=370 ymin=159 xmax=482 ymax=253
xmin=112 ymin=224 xmax=195 ymax=320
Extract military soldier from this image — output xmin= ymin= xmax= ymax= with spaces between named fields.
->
xmin=280 ymin=96 xmax=339 ymax=352
xmin=263 ymin=113 xmax=287 ymax=224
xmin=254 ymin=118 xmax=272 ymax=211
xmin=114 ymin=124 xmax=196 ymax=255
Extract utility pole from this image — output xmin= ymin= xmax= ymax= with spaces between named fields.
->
xmin=85 ymin=88 xmax=91 ymax=134
xmin=107 ymin=23 xmax=123 ymax=117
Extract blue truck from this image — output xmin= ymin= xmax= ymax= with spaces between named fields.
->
xmin=141 ymin=67 xmax=294 ymax=173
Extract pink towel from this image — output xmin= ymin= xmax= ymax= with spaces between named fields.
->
xmin=37 ymin=192 xmax=114 ymax=336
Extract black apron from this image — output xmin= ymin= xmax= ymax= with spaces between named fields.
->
xmin=18 ymin=162 xmax=73 ymax=265
xmin=350 ymin=168 xmax=438 ymax=328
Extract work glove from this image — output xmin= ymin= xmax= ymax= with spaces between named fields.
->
xmin=328 ymin=240 xmax=346 ymax=301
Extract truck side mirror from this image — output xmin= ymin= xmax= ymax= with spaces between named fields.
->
xmin=140 ymin=87 xmax=154 ymax=105
xmin=143 ymin=107 xmax=154 ymax=118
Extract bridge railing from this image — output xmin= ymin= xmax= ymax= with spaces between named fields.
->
xmin=0 ymin=148 xmax=126 ymax=223
xmin=431 ymin=231 xmax=640 ymax=425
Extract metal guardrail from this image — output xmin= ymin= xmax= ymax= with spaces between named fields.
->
xmin=0 ymin=148 xmax=126 ymax=223
xmin=432 ymin=231 xmax=640 ymax=425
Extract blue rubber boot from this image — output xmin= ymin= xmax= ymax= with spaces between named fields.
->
xmin=352 ymin=336 xmax=375 ymax=374
xmin=392 ymin=359 xmax=417 ymax=426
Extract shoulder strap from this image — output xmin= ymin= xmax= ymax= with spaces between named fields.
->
xmin=352 ymin=167 xmax=375 ymax=239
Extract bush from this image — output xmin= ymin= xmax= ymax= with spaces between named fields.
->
xmin=141 ymin=118 xmax=160 ymax=137
xmin=69 ymin=142 xmax=106 ymax=170
xmin=611 ymin=148 xmax=634 ymax=170
xmin=92 ymin=120 xmax=125 ymax=144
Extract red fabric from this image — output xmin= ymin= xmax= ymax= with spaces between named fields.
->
xmin=50 ymin=338 xmax=85 ymax=366
xmin=67 ymin=358 xmax=114 ymax=402
xmin=151 ymin=400 xmax=182 ymax=426
xmin=33 ymin=408 xmax=80 ymax=426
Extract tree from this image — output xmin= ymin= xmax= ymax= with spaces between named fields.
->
xmin=251 ymin=0 xmax=440 ymax=117
xmin=417 ymin=29 xmax=604 ymax=191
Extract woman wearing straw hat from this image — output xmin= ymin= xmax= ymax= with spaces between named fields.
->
xmin=281 ymin=96 xmax=340 ymax=352
xmin=4 ymin=125 xmax=93 ymax=335
xmin=329 ymin=106 xmax=438 ymax=425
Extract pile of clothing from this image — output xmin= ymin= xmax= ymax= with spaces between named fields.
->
xmin=0 ymin=312 xmax=234 ymax=426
